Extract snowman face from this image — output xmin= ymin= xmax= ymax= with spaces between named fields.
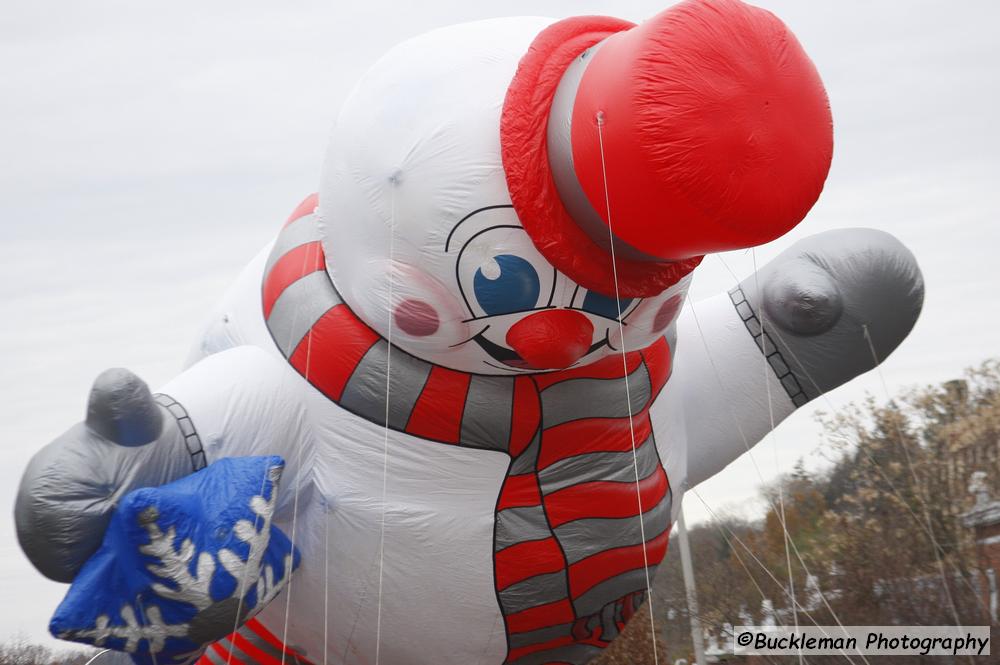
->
xmin=321 ymin=197 xmax=686 ymax=376
xmin=440 ymin=205 xmax=688 ymax=373
xmin=317 ymin=17 xmax=688 ymax=375
xmin=339 ymin=202 xmax=688 ymax=375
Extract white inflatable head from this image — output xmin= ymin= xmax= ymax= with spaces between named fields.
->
xmin=318 ymin=18 xmax=688 ymax=375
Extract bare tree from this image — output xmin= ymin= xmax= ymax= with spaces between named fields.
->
xmin=0 ymin=634 xmax=94 ymax=665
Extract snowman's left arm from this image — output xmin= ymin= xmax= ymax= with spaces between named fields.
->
xmin=673 ymin=229 xmax=924 ymax=488
xmin=159 ymin=344 xmax=317 ymax=481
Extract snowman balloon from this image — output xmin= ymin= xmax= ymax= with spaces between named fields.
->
xmin=16 ymin=1 xmax=924 ymax=664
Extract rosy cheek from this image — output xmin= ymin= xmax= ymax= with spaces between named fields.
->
xmin=653 ymin=295 xmax=683 ymax=331
xmin=394 ymin=299 xmax=440 ymax=337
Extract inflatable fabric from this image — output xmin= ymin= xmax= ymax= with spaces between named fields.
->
xmin=14 ymin=1 xmax=924 ymax=664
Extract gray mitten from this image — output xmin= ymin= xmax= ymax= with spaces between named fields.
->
xmin=731 ymin=227 xmax=924 ymax=405
xmin=15 ymin=368 xmax=206 ymax=582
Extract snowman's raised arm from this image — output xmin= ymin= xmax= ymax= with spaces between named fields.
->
xmin=15 ymin=344 xmax=314 ymax=583
xmin=675 ymin=228 xmax=924 ymax=488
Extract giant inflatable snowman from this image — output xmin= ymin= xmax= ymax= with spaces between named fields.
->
xmin=16 ymin=1 xmax=924 ymax=664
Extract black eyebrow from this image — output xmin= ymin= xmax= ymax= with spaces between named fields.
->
xmin=444 ymin=204 xmax=515 ymax=253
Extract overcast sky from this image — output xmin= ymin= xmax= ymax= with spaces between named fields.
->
xmin=1 ymin=0 xmax=997 ymax=650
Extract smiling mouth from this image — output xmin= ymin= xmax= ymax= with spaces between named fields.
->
xmin=472 ymin=329 xmax=609 ymax=369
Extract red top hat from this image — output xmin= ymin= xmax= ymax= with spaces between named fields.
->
xmin=501 ymin=0 xmax=833 ymax=297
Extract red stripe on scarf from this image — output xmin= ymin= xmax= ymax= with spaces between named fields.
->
xmin=497 ymin=473 xmax=543 ymax=510
xmin=262 ymin=241 xmax=326 ymax=318
xmin=231 ymin=632 xmax=282 ymax=665
xmin=567 ymin=529 xmax=670 ymax=599
xmin=244 ymin=618 xmax=307 ymax=661
xmin=283 ymin=192 xmax=319 ymax=228
xmin=532 ymin=352 xmax=644 ymax=392
xmin=290 ymin=304 xmax=379 ymax=400
xmin=495 ymin=537 xmax=565 ymax=590
xmin=543 ymin=466 xmax=668 ymax=528
xmin=537 ymin=415 xmax=653 ymax=470
xmin=198 ymin=618 xmax=305 ymax=665
xmin=211 ymin=642 xmax=242 ymax=665
xmin=505 ymin=598 xmax=576 ymax=634
xmin=509 ymin=376 xmax=541 ymax=457
xmin=404 ymin=365 xmax=470 ymax=443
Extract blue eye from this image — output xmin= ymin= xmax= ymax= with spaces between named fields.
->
xmin=582 ymin=290 xmax=633 ymax=320
xmin=473 ymin=254 xmax=540 ymax=316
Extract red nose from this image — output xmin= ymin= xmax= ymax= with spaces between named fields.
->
xmin=506 ymin=310 xmax=594 ymax=370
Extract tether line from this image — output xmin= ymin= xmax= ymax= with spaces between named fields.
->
xmin=751 ymin=248 xmax=804 ymax=665
xmin=374 ymin=177 xmax=398 ymax=665
xmin=596 ymin=112 xmax=660 ymax=665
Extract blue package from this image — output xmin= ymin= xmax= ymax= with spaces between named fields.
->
xmin=50 ymin=455 xmax=301 ymax=665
